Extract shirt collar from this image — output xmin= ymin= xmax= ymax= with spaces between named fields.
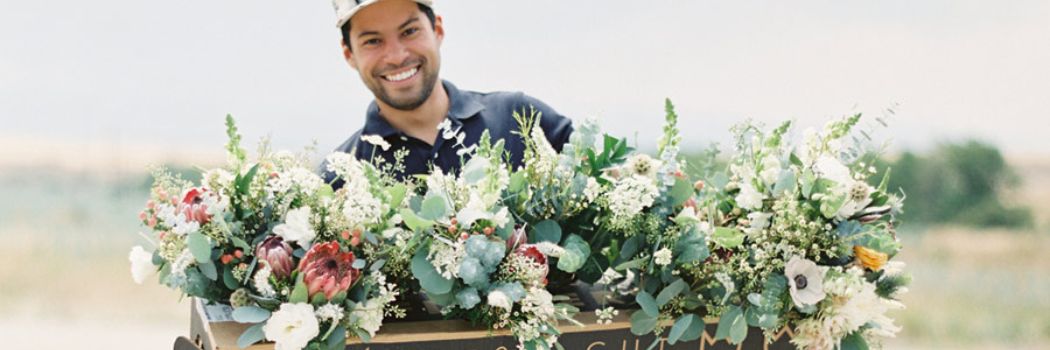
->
xmin=361 ymin=80 xmax=486 ymax=137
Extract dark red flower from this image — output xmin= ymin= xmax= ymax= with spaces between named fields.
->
xmin=178 ymin=187 xmax=211 ymax=224
xmin=257 ymin=236 xmax=294 ymax=279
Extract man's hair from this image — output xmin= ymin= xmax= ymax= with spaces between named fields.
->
xmin=341 ymin=3 xmax=436 ymax=52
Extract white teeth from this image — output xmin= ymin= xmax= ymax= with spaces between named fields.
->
xmin=385 ymin=67 xmax=418 ymax=82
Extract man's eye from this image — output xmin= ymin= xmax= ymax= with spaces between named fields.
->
xmin=402 ymin=28 xmax=419 ymax=37
xmin=363 ymin=38 xmax=381 ymax=46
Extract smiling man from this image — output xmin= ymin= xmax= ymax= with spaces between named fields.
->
xmin=323 ymin=0 xmax=573 ymax=185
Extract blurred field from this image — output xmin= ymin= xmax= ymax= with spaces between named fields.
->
xmin=0 ymin=152 xmax=1047 ymax=349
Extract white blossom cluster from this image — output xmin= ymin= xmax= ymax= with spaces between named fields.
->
xmin=427 ymin=239 xmax=465 ymax=280
xmin=606 ymin=175 xmax=659 ymax=224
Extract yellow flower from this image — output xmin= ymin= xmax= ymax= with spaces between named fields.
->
xmin=854 ymin=245 xmax=888 ymax=271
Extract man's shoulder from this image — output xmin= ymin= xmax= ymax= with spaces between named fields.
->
xmin=461 ymin=87 xmax=574 ymax=151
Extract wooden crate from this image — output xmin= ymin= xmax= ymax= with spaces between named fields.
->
xmin=182 ymin=298 xmax=796 ymax=350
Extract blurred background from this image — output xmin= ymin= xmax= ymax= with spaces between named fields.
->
xmin=2 ymin=0 xmax=1048 ymax=348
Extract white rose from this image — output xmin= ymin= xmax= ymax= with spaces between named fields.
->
xmin=128 ymin=245 xmax=156 ymax=284
xmin=263 ymin=303 xmax=320 ymax=350
xmin=274 ymin=206 xmax=316 ymax=245
xmin=487 ymin=290 xmax=513 ymax=311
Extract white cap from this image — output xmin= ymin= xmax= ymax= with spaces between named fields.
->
xmin=332 ymin=0 xmax=434 ymax=28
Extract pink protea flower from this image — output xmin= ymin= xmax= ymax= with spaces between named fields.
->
xmin=256 ymin=236 xmax=294 ymax=279
xmin=178 ymin=187 xmax=211 ymax=224
xmin=297 ymin=241 xmax=360 ymax=300
xmin=515 ymin=244 xmax=550 ymax=283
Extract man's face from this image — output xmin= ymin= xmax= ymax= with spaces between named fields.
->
xmin=343 ymin=0 xmax=443 ymax=111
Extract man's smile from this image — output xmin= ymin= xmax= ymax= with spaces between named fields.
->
xmin=380 ymin=65 xmax=421 ymax=83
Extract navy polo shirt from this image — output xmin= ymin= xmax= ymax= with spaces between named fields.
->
xmin=322 ymin=80 xmax=573 ymax=186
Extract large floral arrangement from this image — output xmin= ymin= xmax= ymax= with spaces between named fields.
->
xmin=131 ymin=104 xmax=909 ymax=350
xmin=130 ymin=116 xmax=414 ymax=349
xmin=612 ymin=114 xmax=910 ymax=350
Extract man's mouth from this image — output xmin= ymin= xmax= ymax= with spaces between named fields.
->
xmin=381 ymin=66 xmax=420 ymax=83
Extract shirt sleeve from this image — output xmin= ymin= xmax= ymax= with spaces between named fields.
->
xmin=520 ymin=93 xmax=574 ymax=152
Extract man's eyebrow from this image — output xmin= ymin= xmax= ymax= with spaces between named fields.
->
xmin=355 ymin=16 xmax=420 ymax=39
xmin=398 ymin=16 xmax=420 ymax=30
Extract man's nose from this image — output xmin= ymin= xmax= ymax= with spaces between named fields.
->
xmin=383 ymin=39 xmax=411 ymax=67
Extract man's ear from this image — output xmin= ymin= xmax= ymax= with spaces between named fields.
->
xmin=433 ymin=15 xmax=444 ymax=46
xmin=341 ymin=39 xmax=359 ymax=71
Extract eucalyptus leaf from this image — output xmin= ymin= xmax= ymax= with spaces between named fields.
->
xmin=629 ymin=310 xmax=659 ymax=336
xmin=232 ymin=306 xmax=271 ymax=323
xmin=187 ymin=231 xmax=212 ymax=264
xmin=656 ymin=278 xmax=687 ymax=307
xmin=669 ymin=178 xmax=693 ymax=207
xmin=636 ymin=291 xmax=658 ymax=317
xmin=400 ymin=208 xmax=434 ymax=232
xmin=420 ymin=195 xmax=449 ymax=221
xmin=236 ymin=323 xmax=266 ymax=349
xmin=529 ymin=220 xmax=562 ymax=244
xmin=668 ymin=314 xmax=703 ymax=344
xmin=198 ymin=262 xmax=218 ymax=281
xmin=410 ymin=247 xmax=452 ymax=294
xmin=715 ymin=305 xmax=747 ymax=344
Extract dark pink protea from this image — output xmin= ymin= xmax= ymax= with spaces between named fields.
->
xmin=297 ymin=241 xmax=360 ymax=300
xmin=256 ymin=236 xmax=294 ymax=279
xmin=516 ymin=244 xmax=549 ymax=281
xmin=178 ymin=187 xmax=211 ymax=224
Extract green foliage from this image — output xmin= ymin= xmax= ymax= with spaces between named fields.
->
xmin=714 ymin=305 xmax=748 ymax=344
xmin=236 ymin=323 xmax=266 ymax=349
xmin=668 ymin=314 xmax=704 ymax=344
xmin=880 ymin=140 xmax=1032 ymax=228
xmin=225 ymin=114 xmax=247 ymax=163
xmin=410 ymin=245 xmax=453 ymax=295
xmin=657 ymin=98 xmax=681 ymax=158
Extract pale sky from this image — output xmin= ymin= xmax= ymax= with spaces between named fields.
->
xmin=2 ymin=0 xmax=1049 ymax=158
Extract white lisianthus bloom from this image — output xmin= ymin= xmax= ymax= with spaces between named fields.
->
xmin=455 ymin=193 xmax=489 ymax=228
xmin=487 ymin=290 xmax=513 ymax=311
xmin=785 ymin=256 xmax=828 ymax=309
xmin=274 ymin=206 xmax=316 ymax=245
xmin=360 ymin=134 xmax=391 ymax=151
xmin=814 ymin=156 xmax=852 ymax=185
xmin=263 ymin=303 xmax=320 ymax=350
xmin=735 ymin=181 xmax=765 ymax=210
xmin=759 ymin=155 xmax=782 ymax=185
xmin=653 ymin=248 xmax=673 ymax=266
xmin=129 ymin=245 xmax=156 ymax=284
